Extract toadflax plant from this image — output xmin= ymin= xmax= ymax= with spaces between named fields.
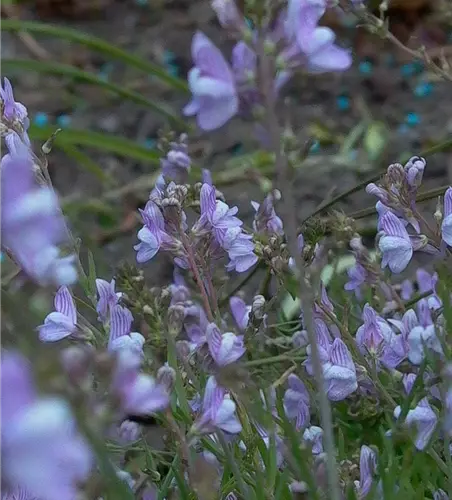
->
xmin=2 ymin=1 xmax=452 ymax=499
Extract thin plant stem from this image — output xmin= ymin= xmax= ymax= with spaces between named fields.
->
xmin=179 ymin=230 xmax=214 ymax=322
xmin=243 ymin=354 xmax=306 ymax=367
xmin=258 ymin=33 xmax=341 ymax=500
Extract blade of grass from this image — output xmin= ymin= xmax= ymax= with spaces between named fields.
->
xmin=2 ymin=19 xmax=188 ymax=92
xmin=4 ymin=59 xmax=185 ymax=126
xmin=29 ymin=125 xmax=160 ymax=164
xmin=57 ymin=142 xmax=112 ymax=183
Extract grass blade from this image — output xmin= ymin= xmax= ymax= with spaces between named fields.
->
xmin=2 ymin=19 xmax=188 ymax=93
xmin=29 ymin=125 xmax=160 ymax=164
xmin=3 ymin=59 xmax=185 ymax=126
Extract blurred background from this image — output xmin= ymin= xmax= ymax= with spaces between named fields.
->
xmin=2 ymin=0 xmax=452 ymax=289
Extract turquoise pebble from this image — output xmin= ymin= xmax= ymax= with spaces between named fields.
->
xmin=144 ymin=138 xmax=157 ymax=149
xmin=358 ymin=61 xmax=372 ymax=75
xmin=163 ymin=50 xmax=176 ymax=64
xmin=336 ymin=95 xmax=350 ymax=111
xmin=414 ymin=81 xmax=433 ymax=97
xmin=309 ymin=140 xmax=320 ymax=154
xmin=136 ymin=0 xmax=147 ymax=5
xmin=33 ymin=112 xmax=48 ymax=127
xmin=397 ymin=124 xmax=410 ymax=135
xmin=166 ymin=64 xmax=179 ymax=77
xmin=401 ymin=63 xmax=415 ymax=77
xmin=405 ymin=112 xmax=420 ymax=127
xmin=0 ymin=252 xmax=4 ymax=263
xmin=57 ymin=115 xmax=72 ymax=128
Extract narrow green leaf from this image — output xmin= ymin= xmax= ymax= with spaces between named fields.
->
xmin=2 ymin=19 xmax=188 ymax=92
xmin=29 ymin=125 xmax=160 ymax=164
xmin=3 ymin=59 xmax=184 ymax=125
xmin=56 ymin=142 xmax=112 ymax=183
xmin=364 ymin=121 xmax=388 ymax=161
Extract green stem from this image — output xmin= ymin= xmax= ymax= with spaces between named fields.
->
xmin=244 ymin=354 xmax=306 ymax=368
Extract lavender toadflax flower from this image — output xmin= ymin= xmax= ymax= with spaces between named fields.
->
xmin=193 ymin=376 xmax=242 ymax=434
xmin=96 ymin=278 xmax=122 ymax=322
xmin=229 ymin=296 xmax=251 ymax=332
xmin=108 ymin=304 xmax=145 ymax=356
xmin=0 ymin=78 xmax=31 ymax=150
xmin=356 ymin=304 xmax=406 ymax=369
xmin=285 ymin=0 xmax=352 ymax=73
xmin=184 ymin=32 xmax=238 ymax=130
xmin=112 ymin=348 xmax=169 ymax=416
xmin=206 ymin=322 xmax=246 ymax=366
xmin=379 ymin=211 xmax=413 ymax=273
xmin=38 ymin=286 xmax=77 ymax=342
xmin=441 ymin=187 xmax=452 ymax=246
xmin=323 ymin=338 xmax=358 ymax=401
xmin=393 ymin=374 xmax=437 ymax=450
xmin=283 ymin=374 xmax=310 ymax=430
xmin=354 ymin=445 xmax=377 ymax=499
xmin=1 ymin=351 xmax=92 ymax=500
xmin=303 ymin=425 xmax=323 ymax=455
xmin=1 ymin=148 xmax=77 ymax=286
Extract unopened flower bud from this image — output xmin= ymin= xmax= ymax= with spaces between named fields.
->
xmin=387 ymin=163 xmax=405 ymax=185
xmin=404 ymin=156 xmax=426 ymax=188
xmin=271 ymin=256 xmax=285 ymax=272
xmin=118 ymin=419 xmax=141 ymax=444
xmin=211 ymin=0 xmax=243 ymax=30
xmin=290 ymin=331 xmax=306 ymax=349
xmin=176 ymin=340 xmax=191 ymax=359
xmin=252 ymin=294 xmax=266 ymax=320
xmin=143 ymin=304 xmax=153 ymax=315
xmin=60 ymin=345 xmax=93 ymax=383
xmin=167 ymin=305 xmax=185 ymax=336
xmin=157 ymin=364 xmax=176 ymax=391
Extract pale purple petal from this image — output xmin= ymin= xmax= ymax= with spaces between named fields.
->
xmin=109 ymin=305 xmax=134 ymax=349
xmin=54 ymin=286 xmax=77 ymax=324
xmin=229 ymin=296 xmax=251 ymax=332
xmin=38 ymin=312 xmax=77 ymax=342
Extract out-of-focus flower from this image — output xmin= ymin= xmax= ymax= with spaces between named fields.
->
xmin=394 ymin=395 xmax=437 ymax=451
xmin=206 ymin=322 xmax=245 ymax=366
xmin=1 ymin=351 xmax=92 ymax=500
xmin=284 ymin=0 xmax=351 ymax=73
xmin=303 ymin=425 xmax=323 ymax=454
xmin=344 ymin=261 xmax=367 ymax=298
xmin=356 ymin=304 xmax=406 ymax=369
xmin=108 ymin=304 xmax=145 ymax=356
xmin=211 ymin=0 xmax=244 ymax=31
xmin=406 ymin=301 xmax=443 ymax=365
xmin=193 ymin=376 xmax=242 ymax=434
xmin=38 ymin=286 xmax=77 ymax=342
xmin=184 ymin=32 xmax=238 ymax=130
xmin=1 ymin=149 xmax=77 ymax=286
xmin=416 ymin=268 xmax=442 ymax=311
xmin=96 ymin=278 xmax=122 ymax=322
xmin=283 ymin=374 xmax=310 ymax=429
xmin=161 ymin=135 xmax=191 ymax=184
xmin=400 ymin=279 xmax=414 ymax=300
xmin=0 ymin=78 xmax=30 ymax=150
xmin=434 ymin=490 xmax=449 ymax=500
xmin=354 ymin=445 xmax=377 ymax=499
xmin=251 ymin=192 xmax=284 ymax=236
xmin=442 ymin=187 xmax=452 ymax=246
xmin=379 ymin=211 xmax=413 ymax=273
xmin=223 ymin=229 xmax=258 ymax=272
xmin=229 ymin=296 xmax=251 ymax=332
xmin=112 ymin=348 xmax=169 ymax=416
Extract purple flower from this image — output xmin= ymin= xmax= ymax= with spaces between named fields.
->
xmin=229 ymin=296 xmax=251 ymax=332
xmin=1 ymin=78 xmax=30 ymax=149
xmin=211 ymin=0 xmax=244 ymax=30
xmin=1 ymin=149 xmax=77 ymax=286
xmin=161 ymin=135 xmax=191 ymax=184
xmin=344 ymin=261 xmax=367 ymax=298
xmin=1 ymin=351 xmax=92 ymax=500
xmin=108 ymin=304 xmax=145 ymax=355
xmin=434 ymin=490 xmax=449 ymax=500
xmin=184 ymin=32 xmax=238 ymax=130
xmin=323 ymin=338 xmax=358 ymax=401
xmin=285 ymin=0 xmax=351 ymax=73
xmin=354 ymin=445 xmax=377 ymax=499
xmin=416 ymin=268 xmax=441 ymax=311
xmin=394 ymin=396 xmax=437 ymax=450
xmin=251 ymin=192 xmax=284 ymax=235
xmin=200 ymin=183 xmax=242 ymax=239
xmin=356 ymin=304 xmax=406 ymax=369
xmin=441 ymin=187 xmax=452 ymax=246
xmin=379 ymin=211 xmax=413 ymax=273
xmin=302 ymin=425 xmax=323 ymax=454
xmin=112 ymin=348 xmax=169 ymax=416
xmin=134 ymin=200 xmax=176 ymax=263
xmin=206 ymin=322 xmax=245 ymax=366
xmin=1 ymin=487 xmax=37 ymax=500
xmin=223 ymin=229 xmax=258 ymax=272
xmin=404 ymin=156 xmax=426 ymax=188
xmin=283 ymin=374 xmax=310 ymax=430
xmin=38 ymin=286 xmax=77 ymax=342
xmin=400 ymin=279 xmax=414 ymax=300
xmin=96 ymin=278 xmax=122 ymax=322
xmin=193 ymin=376 xmax=242 ymax=434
